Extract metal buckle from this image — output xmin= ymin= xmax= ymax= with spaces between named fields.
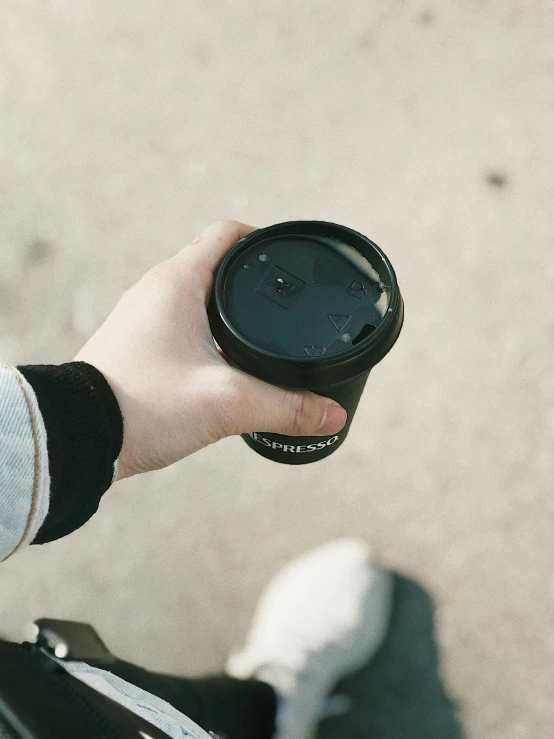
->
xmin=26 ymin=619 xmax=116 ymax=662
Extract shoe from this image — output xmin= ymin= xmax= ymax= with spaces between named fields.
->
xmin=226 ymin=539 xmax=393 ymax=739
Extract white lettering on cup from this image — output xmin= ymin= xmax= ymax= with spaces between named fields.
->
xmin=248 ymin=434 xmax=340 ymax=453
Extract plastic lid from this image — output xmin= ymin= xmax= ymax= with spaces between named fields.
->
xmin=208 ymin=221 xmax=404 ymax=389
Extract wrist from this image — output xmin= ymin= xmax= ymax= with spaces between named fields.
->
xmin=17 ymin=361 xmax=124 ymax=543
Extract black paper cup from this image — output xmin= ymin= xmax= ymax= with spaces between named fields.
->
xmin=208 ymin=221 xmax=404 ymax=464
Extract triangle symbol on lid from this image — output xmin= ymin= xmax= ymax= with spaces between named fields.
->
xmin=328 ymin=314 xmax=351 ymax=332
xmin=304 ymin=346 xmax=326 ymax=357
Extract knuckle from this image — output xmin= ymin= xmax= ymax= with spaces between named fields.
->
xmin=140 ymin=258 xmax=192 ymax=298
xmin=135 ymin=268 xmax=174 ymax=304
xmin=140 ymin=262 xmax=171 ymax=288
xmin=214 ymin=218 xmax=238 ymax=230
xmin=289 ymin=392 xmax=316 ymax=435
xmin=212 ymin=219 xmax=240 ymax=239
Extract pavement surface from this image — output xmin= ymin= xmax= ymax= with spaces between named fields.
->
xmin=0 ymin=2 xmax=553 ymax=737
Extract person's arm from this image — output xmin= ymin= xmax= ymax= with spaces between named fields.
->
xmin=0 ymin=220 xmax=347 ymax=560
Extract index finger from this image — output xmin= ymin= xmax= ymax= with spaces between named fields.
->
xmin=186 ymin=220 xmax=258 ymax=272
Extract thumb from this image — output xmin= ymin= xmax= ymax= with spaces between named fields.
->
xmin=231 ymin=373 xmax=347 ymax=437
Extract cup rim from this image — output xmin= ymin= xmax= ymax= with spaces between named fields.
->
xmin=209 ymin=220 xmax=404 ymax=389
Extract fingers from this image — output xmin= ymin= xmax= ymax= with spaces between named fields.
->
xmin=144 ymin=220 xmax=257 ymax=311
xmin=224 ymin=371 xmax=347 ymax=438
xmin=161 ymin=220 xmax=257 ymax=296
xmin=186 ymin=219 xmax=258 ymax=273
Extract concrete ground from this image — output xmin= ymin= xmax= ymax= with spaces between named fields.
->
xmin=0 ymin=1 xmax=553 ymax=737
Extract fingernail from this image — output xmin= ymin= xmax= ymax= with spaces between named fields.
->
xmin=317 ymin=402 xmax=347 ymax=435
xmin=191 ymin=235 xmax=201 ymax=244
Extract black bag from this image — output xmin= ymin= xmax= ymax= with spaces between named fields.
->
xmin=0 ymin=621 xmax=171 ymax=739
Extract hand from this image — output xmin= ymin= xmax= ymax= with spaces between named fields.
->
xmin=75 ymin=220 xmax=347 ymax=480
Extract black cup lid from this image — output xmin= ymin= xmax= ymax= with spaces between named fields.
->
xmin=208 ymin=221 xmax=404 ymax=389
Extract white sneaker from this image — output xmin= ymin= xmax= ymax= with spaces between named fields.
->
xmin=226 ymin=539 xmax=393 ymax=739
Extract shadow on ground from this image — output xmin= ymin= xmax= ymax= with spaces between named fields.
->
xmin=318 ymin=575 xmax=463 ymax=739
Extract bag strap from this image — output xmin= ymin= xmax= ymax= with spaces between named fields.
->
xmin=0 ymin=639 xmax=169 ymax=739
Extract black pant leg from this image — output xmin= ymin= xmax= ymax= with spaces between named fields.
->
xmin=87 ymin=658 xmax=277 ymax=739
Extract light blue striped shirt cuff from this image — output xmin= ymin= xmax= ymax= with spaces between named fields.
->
xmin=0 ymin=359 xmax=50 ymax=561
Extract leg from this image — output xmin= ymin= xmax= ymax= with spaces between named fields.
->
xmin=87 ymin=658 xmax=277 ymax=739
xmin=227 ymin=539 xmax=393 ymax=739
xmin=76 ymin=538 xmax=389 ymax=739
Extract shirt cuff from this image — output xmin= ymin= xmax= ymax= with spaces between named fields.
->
xmin=0 ymin=360 xmax=51 ymax=560
xmin=17 ymin=362 xmax=124 ymax=544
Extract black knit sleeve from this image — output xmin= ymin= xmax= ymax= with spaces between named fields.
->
xmin=16 ymin=362 xmax=124 ymax=544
